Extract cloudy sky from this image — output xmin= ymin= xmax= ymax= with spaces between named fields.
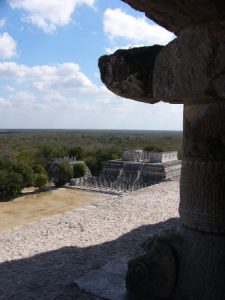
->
xmin=0 ymin=0 xmax=183 ymax=130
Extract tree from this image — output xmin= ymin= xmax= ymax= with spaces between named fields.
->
xmin=40 ymin=146 xmax=67 ymax=165
xmin=68 ymin=146 xmax=84 ymax=160
xmin=0 ymin=170 xmax=23 ymax=197
xmin=73 ymin=162 xmax=86 ymax=178
xmin=33 ymin=164 xmax=48 ymax=190
xmin=144 ymin=145 xmax=164 ymax=152
xmin=85 ymin=156 xmax=98 ymax=176
xmin=33 ymin=164 xmax=45 ymax=174
xmin=12 ymin=163 xmax=34 ymax=188
xmin=34 ymin=173 xmax=48 ymax=190
xmin=94 ymin=149 xmax=120 ymax=175
xmin=50 ymin=162 xmax=73 ymax=187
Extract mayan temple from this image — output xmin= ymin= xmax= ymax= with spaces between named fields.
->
xmin=100 ymin=150 xmax=181 ymax=186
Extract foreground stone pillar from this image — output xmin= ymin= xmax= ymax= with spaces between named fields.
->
xmin=181 ymin=103 xmax=225 ymax=234
xmin=124 ymin=109 xmax=225 ymax=300
xmin=99 ymin=1 xmax=225 ymax=299
xmin=172 ymin=102 xmax=225 ymax=299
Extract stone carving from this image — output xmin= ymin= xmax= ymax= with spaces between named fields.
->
xmin=126 ymin=240 xmax=177 ymax=300
xmin=98 ymin=46 xmax=162 ymax=104
xmin=180 ymin=160 xmax=225 ymax=233
xmin=183 ymin=102 xmax=225 ymax=160
xmin=153 ymin=23 xmax=225 ymax=102
xmin=98 ymin=0 xmax=225 ymax=299
xmin=99 ymin=26 xmax=225 ymax=105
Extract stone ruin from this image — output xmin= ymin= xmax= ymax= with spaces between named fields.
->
xmin=100 ymin=150 xmax=181 ymax=187
xmin=47 ymin=157 xmax=91 ymax=184
xmin=47 ymin=156 xmax=77 ymax=180
xmin=98 ymin=1 xmax=225 ymax=299
xmin=69 ymin=150 xmax=180 ymax=195
xmin=122 ymin=149 xmax=178 ymax=163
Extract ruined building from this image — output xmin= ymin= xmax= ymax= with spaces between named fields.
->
xmin=100 ymin=150 xmax=181 ymax=186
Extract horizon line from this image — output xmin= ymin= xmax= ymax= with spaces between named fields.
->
xmin=0 ymin=128 xmax=183 ymax=132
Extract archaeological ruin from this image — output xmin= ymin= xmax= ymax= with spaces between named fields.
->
xmin=98 ymin=1 xmax=225 ymax=299
xmin=69 ymin=150 xmax=180 ymax=195
xmin=100 ymin=150 xmax=181 ymax=185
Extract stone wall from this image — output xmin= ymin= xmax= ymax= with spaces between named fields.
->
xmin=122 ymin=150 xmax=152 ymax=162
xmin=122 ymin=150 xmax=178 ymax=163
xmin=151 ymin=151 xmax=178 ymax=163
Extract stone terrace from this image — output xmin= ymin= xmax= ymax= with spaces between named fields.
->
xmin=0 ymin=181 xmax=179 ymax=300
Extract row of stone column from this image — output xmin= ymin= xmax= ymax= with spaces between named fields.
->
xmin=69 ymin=176 xmax=149 ymax=192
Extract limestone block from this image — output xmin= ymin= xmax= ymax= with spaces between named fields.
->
xmin=99 ymin=23 xmax=225 ymax=105
xmin=122 ymin=0 xmax=225 ymax=34
xmin=153 ymin=22 xmax=225 ymax=103
xmin=126 ymin=240 xmax=177 ymax=299
xmin=183 ymin=102 xmax=225 ymax=160
xmin=98 ymin=46 xmax=162 ymax=104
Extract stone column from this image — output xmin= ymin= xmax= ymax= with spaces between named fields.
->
xmin=180 ymin=103 xmax=225 ymax=234
xmin=98 ymin=1 xmax=225 ymax=299
xmin=124 ymin=109 xmax=225 ymax=300
xmin=172 ymin=102 xmax=225 ymax=299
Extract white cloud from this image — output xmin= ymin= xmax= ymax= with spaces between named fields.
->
xmin=0 ymin=62 xmax=95 ymax=92
xmin=0 ymin=97 xmax=11 ymax=107
xmin=4 ymin=85 xmax=15 ymax=93
xmin=0 ymin=19 xmax=6 ymax=28
xmin=9 ymin=91 xmax=36 ymax=106
xmin=8 ymin=0 xmax=95 ymax=33
xmin=0 ymin=61 xmax=113 ymax=108
xmin=0 ymin=32 xmax=17 ymax=59
xmin=0 ymin=61 xmax=183 ymax=130
xmin=103 ymin=8 xmax=175 ymax=45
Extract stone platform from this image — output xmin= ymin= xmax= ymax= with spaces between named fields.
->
xmin=100 ymin=159 xmax=181 ymax=185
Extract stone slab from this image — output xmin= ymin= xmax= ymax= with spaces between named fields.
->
xmin=122 ymin=0 xmax=225 ymax=33
xmin=75 ymin=257 xmax=129 ymax=300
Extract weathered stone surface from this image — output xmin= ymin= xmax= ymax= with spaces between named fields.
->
xmin=183 ymin=102 xmax=225 ymax=160
xmin=98 ymin=46 xmax=162 ymax=104
xmin=122 ymin=0 xmax=225 ymax=34
xmin=75 ymin=257 xmax=128 ymax=300
xmin=154 ymin=23 xmax=225 ymax=103
xmin=172 ymin=227 xmax=225 ymax=300
xmin=180 ymin=160 xmax=225 ymax=233
xmin=126 ymin=240 xmax=176 ymax=299
xmin=99 ymin=23 xmax=225 ymax=105
xmin=180 ymin=102 xmax=225 ymax=234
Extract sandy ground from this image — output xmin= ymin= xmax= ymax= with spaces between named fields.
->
xmin=0 ymin=188 xmax=111 ymax=232
xmin=0 ymin=181 xmax=180 ymax=299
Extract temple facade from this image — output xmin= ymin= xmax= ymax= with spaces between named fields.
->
xmin=122 ymin=150 xmax=178 ymax=163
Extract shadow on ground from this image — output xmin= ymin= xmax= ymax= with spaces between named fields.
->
xmin=0 ymin=218 xmax=178 ymax=300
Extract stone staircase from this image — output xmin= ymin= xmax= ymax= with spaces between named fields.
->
xmin=100 ymin=159 xmax=181 ymax=187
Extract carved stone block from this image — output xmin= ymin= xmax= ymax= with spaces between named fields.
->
xmin=126 ymin=240 xmax=176 ymax=299
xmin=98 ymin=46 xmax=162 ymax=104
xmin=180 ymin=160 xmax=225 ymax=233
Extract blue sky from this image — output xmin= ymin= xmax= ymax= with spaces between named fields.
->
xmin=0 ymin=0 xmax=183 ymax=130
